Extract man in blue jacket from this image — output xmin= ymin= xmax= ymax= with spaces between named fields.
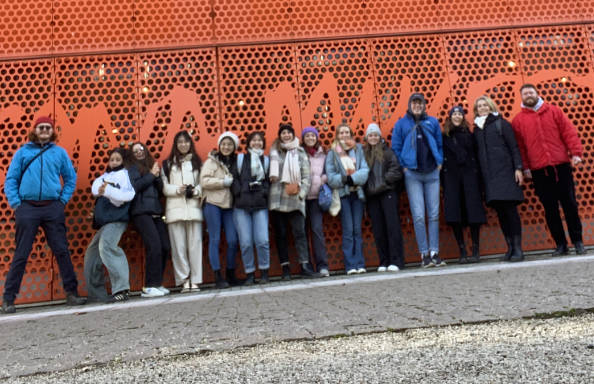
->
xmin=2 ymin=116 xmax=86 ymax=314
xmin=391 ymin=93 xmax=444 ymax=268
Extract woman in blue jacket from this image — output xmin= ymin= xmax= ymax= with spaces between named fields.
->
xmin=391 ymin=93 xmax=445 ymax=268
xmin=325 ymin=123 xmax=369 ymax=275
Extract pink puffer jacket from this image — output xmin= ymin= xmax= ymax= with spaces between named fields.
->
xmin=306 ymin=146 xmax=328 ymax=200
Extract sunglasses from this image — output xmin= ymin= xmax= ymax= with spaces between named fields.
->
xmin=36 ymin=124 xmax=53 ymax=131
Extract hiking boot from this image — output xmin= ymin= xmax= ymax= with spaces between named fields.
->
xmin=281 ymin=265 xmax=291 ymax=281
xmin=501 ymin=236 xmax=513 ymax=262
xmin=226 ymin=268 xmax=243 ymax=286
xmin=259 ymin=269 xmax=270 ymax=284
xmin=509 ymin=235 xmax=524 ymax=262
xmin=551 ymin=244 xmax=569 ymax=257
xmin=574 ymin=241 xmax=586 ymax=255
xmin=1 ymin=300 xmax=15 ymax=314
xmin=458 ymin=244 xmax=468 ymax=264
xmin=301 ymin=263 xmax=322 ymax=278
xmin=214 ymin=270 xmax=230 ymax=289
xmin=244 ymin=272 xmax=255 ymax=286
xmin=66 ymin=291 xmax=87 ymax=306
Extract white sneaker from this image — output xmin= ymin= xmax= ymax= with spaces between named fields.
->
xmin=157 ymin=286 xmax=170 ymax=295
xmin=141 ymin=287 xmax=165 ymax=298
xmin=357 ymin=268 xmax=367 ymax=274
xmin=319 ymin=268 xmax=330 ymax=277
xmin=377 ymin=266 xmax=387 ymax=272
xmin=387 ymin=265 xmax=400 ymax=272
xmin=181 ymin=281 xmax=191 ymax=294
xmin=346 ymin=269 xmax=358 ymax=275
xmin=190 ymin=283 xmax=201 ymax=292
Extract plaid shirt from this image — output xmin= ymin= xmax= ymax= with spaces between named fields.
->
xmin=268 ymin=146 xmax=311 ymax=216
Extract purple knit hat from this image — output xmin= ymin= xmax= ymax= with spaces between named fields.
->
xmin=301 ymin=126 xmax=319 ymax=139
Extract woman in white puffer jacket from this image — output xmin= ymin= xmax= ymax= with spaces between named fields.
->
xmin=161 ymin=131 xmax=203 ymax=293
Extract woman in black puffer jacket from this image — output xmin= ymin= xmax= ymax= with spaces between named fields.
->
xmin=363 ymin=123 xmax=405 ymax=271
xmin=127 ymin=142 xmax=171 ymax=297
xmin=473 ymin=96 xmax=524 ymax=262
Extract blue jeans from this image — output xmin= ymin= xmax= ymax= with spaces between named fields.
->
xmin=233 ymin=208 xmax=270 ymax=273
xmin=404 ymin=168 xmax=440 ymax=255
xmin=84 ymin=221 xmax=130 ymax=302
xmin=203 ymin=203 xmax=238 ymax=271
xmin=339 ymin=192 xmax=365 ymax=271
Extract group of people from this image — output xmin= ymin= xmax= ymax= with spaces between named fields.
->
xmin=1 ymin=83 xmax=586 ymax=314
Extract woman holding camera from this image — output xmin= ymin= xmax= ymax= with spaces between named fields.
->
xmin=162 ymin=131 xmax=204 ymax=293
xmin=231 ymin=131 xmax=271 ymax=285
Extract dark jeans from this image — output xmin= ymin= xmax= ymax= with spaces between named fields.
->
xmin=532 ymin=163 xmax=583 ymax=246
xmin=367 ymin=190 xmax=405 ymax=269
xmin=132 ymin=214 xmax=170 ymax=288
xmin=3 ymin=201 xmax=78 ymax=302
xmin=491 ymin=201 xmax=522 ymax=238
xmin=305 ymin=199 xmax=329 ymax=271
xmin=203 ymin=203 xmax=238 ymax=271
xmin=270 ymin=210 xmax=309 ymax=266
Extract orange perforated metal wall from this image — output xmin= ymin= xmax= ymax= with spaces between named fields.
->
xmin=1 ymin=1 xmax=594 ymax=303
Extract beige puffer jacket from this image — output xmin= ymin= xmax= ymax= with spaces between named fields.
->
xmin=161 ymin=155 xmax=203 ymax=223
xmin=199 ymin=151 xmax=233 ymax=209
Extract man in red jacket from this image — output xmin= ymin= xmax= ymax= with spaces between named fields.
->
xmin=512 ymin=84 xmax=585 ymax=256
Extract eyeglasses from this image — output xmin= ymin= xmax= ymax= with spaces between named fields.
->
xmin=36 ymin=124 xmax=52 ymax=131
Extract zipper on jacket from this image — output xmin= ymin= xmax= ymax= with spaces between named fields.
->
xmin=38 ymin=148 xmax=44 ymax=200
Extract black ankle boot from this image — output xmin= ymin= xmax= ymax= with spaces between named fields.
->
xmin=226 ymin=268 xmax=243 ymax=286
xmin=215 ymin=270 xmax=230 ymax=289
xmin=502 ymin=237 xmax=513 ymax=261
xmin=259 ymin=269 xmax=269 ymax=284
xmin=281 ymin=265 xmax=291 ymax=281
xmin=458 ymin=244 xmax=468 ymax=264
xmin=244 ymin=272 xmax=255 ymax=286
xmin=469 ymin=244 xmax=480 ymax=263
xmin=510 ymin=235 xmax=524 ymax=262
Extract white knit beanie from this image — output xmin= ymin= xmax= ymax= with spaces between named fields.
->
xmin=217 ymin=131 xmax=239 ymax=149
xmin=365 ymin=123 xmax=381 ymax=138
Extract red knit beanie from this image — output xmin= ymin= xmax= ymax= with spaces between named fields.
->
xmin=34 ymin=116 xmax=54 ymax=128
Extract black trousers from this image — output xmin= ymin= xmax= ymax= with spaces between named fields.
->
xmin=366 ymin=190 xmax=404 ymax=269
xmin=270 ymin=210 xmax=309 ymax=266
xmin=532 ymin=163 xmax=583 ymax=246
xmin=133 ymin=214 xmax=170 ymax=288
xmin=3 ymin=201 xmax=78 ymax=302
xmin=491 ymin=201 xmax=522 ymax=238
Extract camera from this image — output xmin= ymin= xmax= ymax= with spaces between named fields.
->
xmin=184 ymin=185 xmax=194 ymax=199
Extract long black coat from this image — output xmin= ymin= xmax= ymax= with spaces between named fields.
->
xmin=473 ymin=114 xmax=524 ymax=205
xmin=441 ymin=127 xmax=486 ymax=224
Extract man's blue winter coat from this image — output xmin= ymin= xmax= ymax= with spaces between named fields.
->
xmin=4 ymin=142 xmax=77 ymax=208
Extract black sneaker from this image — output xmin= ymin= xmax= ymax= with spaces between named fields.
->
xmin=281 ymin=265 xmax=291 ymax=281
xmin=66 ymin=292 xmax=87 ymax=306
xmin=1 ymin=300 xmax=16 ymax=314
xmin=421 ymin=254 xmax=434 ymax=268
xmin=431 ymin=253 xmax=446 ymax=267
xmin=300 ymin=263 xmax=322 ymax=278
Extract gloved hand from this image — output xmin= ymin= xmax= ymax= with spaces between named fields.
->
xmin=223 ymin=176 xmax=233 ymax=187
xmin=346 ymin=175 xmax=354 ymax=186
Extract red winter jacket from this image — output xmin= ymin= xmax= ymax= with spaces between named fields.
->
xmin=511 ymin=102 xmax=582 ymax=171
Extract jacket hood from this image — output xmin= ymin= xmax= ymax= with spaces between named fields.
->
xmin=407 ymin=93 xmax=427 ymax=120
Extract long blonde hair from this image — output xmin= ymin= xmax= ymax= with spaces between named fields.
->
xmin=473 ymin=96 xmax=499 ymax=117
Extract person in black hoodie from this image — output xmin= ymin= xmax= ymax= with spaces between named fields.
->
xmin=364 ymin=123 xmax=405 ymax=271
xmin=231 ymin=131 xmax=270 ymax=285
xmin=442 ymin=106 xmax=486 ymax=263
xmin=473 ymin=96 xmax=525 ymax=262
xmin=128 ymin=142 xmax=171 ymax=297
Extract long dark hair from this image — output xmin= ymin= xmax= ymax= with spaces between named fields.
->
xmin=127 ymin=142 xmax=155 ymax=175
xmin=364 ymin=138 xmax=385 ymax=166
xmin=163 ymin=131 xmax=202 ymax=178
xmin=107 ymin=147 xmax=129 ymax=172
xmin=443 ymin=116 xmax=470 ymax=136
